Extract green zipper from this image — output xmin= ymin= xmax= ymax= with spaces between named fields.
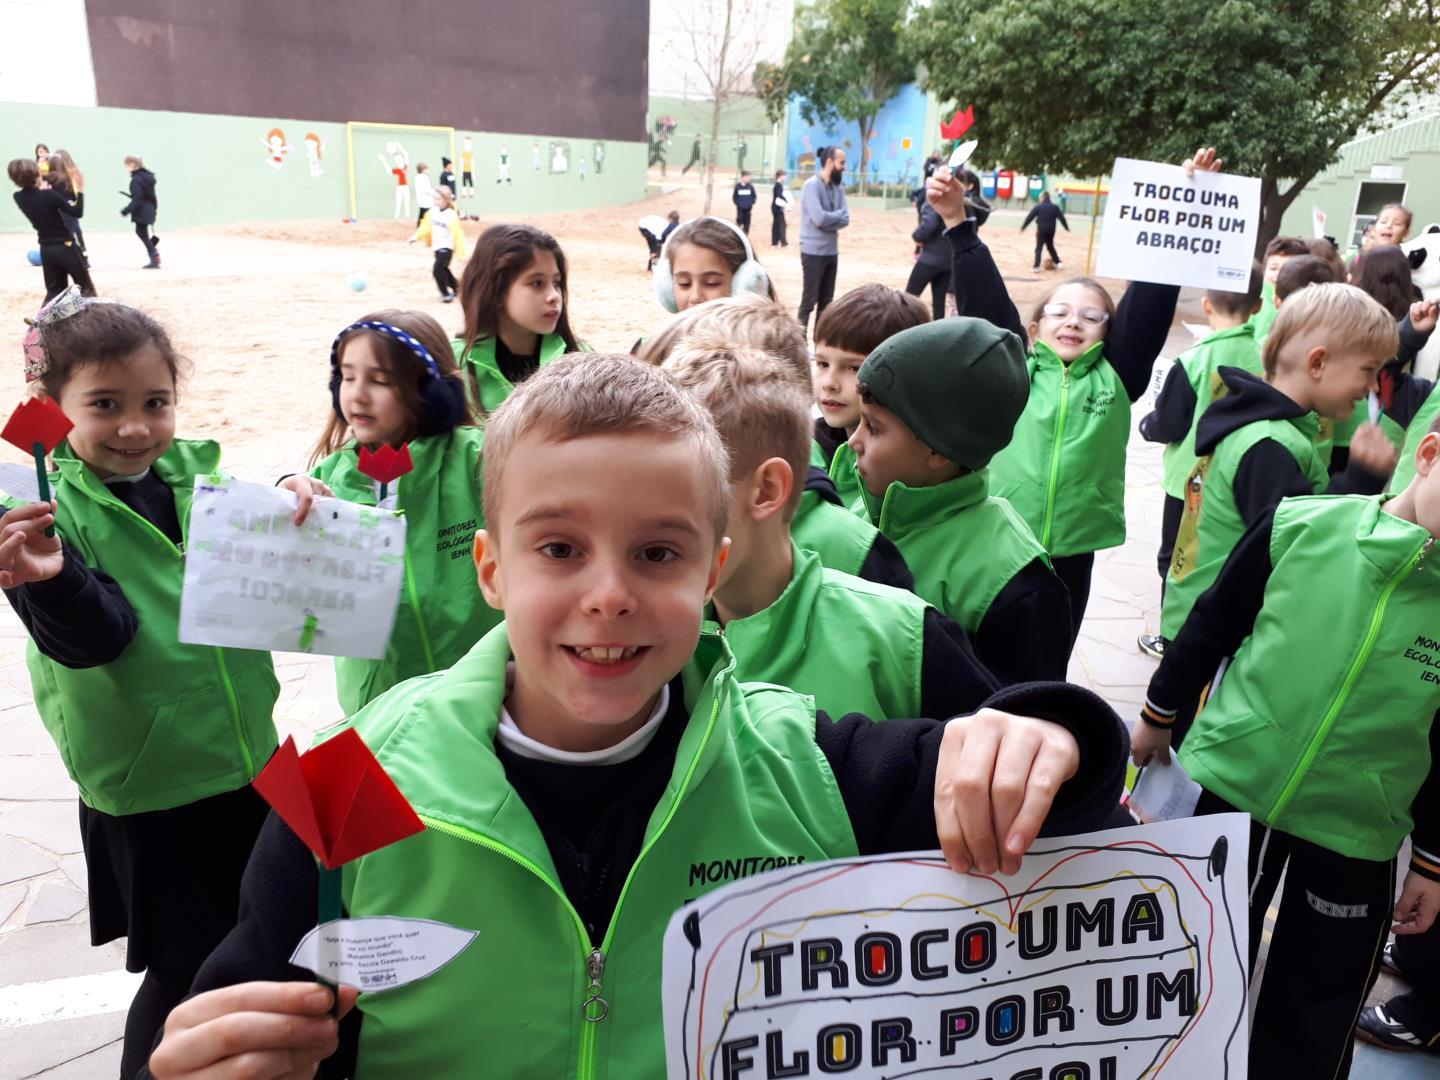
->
xmin=402 ymin=555 xmax=437 ymax=672
xmin=69 ymin=466 xmax=255 ymax=773
xmin=418 ymin=683 xmax=725 ymax=1079
xmin=1041 ymin=366 xmax=1071 ymax=549
xmin=1268 ymin=537 xmax=1433 ymax=821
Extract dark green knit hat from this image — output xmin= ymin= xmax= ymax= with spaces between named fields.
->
xmin=857 ymin=317 xmax=1028 ymax=470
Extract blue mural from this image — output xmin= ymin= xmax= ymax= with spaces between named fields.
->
xmin=784 ymin=82 xmax=930 ymax=185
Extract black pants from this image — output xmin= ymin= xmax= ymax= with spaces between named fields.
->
xmin=905 ymin=261 xmax=952 ymax=320
xmin=1385 ymin=921 xmax=1440 ymax=1045
xmin=798 ymin=253 xmax=839 ymax=334
xmin=432 ymin=248 xmax=457 ymax=296
xmin=682 ymin=150 xmax=701 ymax=174
xmin=40 ymin=240 xmax=95 ymax=301
xmin=1157 ymin=493 xmax=1184 ymax=583
xmin=771 ymin=208 xmax=786 ymax=246
xmin=1033 ymin=230 xmax=1060 ymax=268
xmin=135 ymin=222 xmax=158 ymax=262
xmin=736 ymin=207 xmax=751 ymax=233
xmin=1049 ymin=551 xmax=1094 ymax=648
xmin=1195 ymin=789 xmax=1394 ymax=1078
xmin=417 ymin=206 xmax=429 ymax=227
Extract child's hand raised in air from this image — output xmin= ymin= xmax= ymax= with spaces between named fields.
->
xmin=934 ymin=709 xmax=1080 ymax=877
xmin=279 ymin=475 xmax=335 ymax=526
xmin=926 ymin=167 xmax=967 ymax=230
xmin=1182 ymin=147 xmax=1223 ymax=177
xmin=148 ymin=981 xmax=359 ymax=1079
xmin=0 ymin=501 xmax=63 ymax=587
xmin=1392 ymin=870 xmax=1440 ymax=936
xmin=1349 ymin=422 xmax=1400 ymax=480
xmin=1409 ymin=299 xmax=1439 ymax=335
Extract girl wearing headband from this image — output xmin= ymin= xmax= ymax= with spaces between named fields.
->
xmin=282 ymin=309 xmax=495 ymax=714
xmin=0 ymin=288 xmax=279 ymax=1076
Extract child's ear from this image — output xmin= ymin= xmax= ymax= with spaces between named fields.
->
xmin=1201 ymin=297 xmax=1214 ymax=316
xmin=1417 ymin=433 xmax=1440 ymax=478
xmin=704 ymin=537 xmax=732 ymax=602
xmin=751 ymin=458 xmax=793 ymax=522
xmin=473 ymin=529 xmax=505 ymax=610
xmin=1026 ymin=319 xmax=1041 ymax=343
xmin=1251 ymin=298 xmax=1264 ymax=315
xmin=1305 ymin=344 xmax=1329 ymax=379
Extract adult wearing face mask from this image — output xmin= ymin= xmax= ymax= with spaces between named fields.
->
xmin=798 ymin=145 xmax=850 ymax=336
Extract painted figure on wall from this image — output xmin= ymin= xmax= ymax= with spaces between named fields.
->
xmin=379 ymin=142 xmax=410 ymax=218
xmin=461 ymin=136 xmax=475 ymax=198
xmin=532 ymin=142 xmax=542 ymax=172
xmin=497 ymin=144 xmax=513 ymax=184
xmin=303 ymin=133 xmax=325 ymax=178
xmin=262 ymin=127 xmax=292 ymax=170
xmin=593 ymin=141 xmax=605 ymax=175
xmin=550 ymin=142 xmax=569 ymax=174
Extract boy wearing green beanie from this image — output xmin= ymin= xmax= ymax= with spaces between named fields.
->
xmin=850 ymin=318 xmax=1072 ymax=683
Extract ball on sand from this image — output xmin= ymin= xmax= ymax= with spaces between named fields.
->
xmin=347 ymin=272 xmax=368 ymax=292
xmin=26 ymin=249 xmax=41 ymax=266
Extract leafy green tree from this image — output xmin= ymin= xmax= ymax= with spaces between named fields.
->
xmin=755 ymin=0 xmax=914 ymax=187
xmin=908 ymin=0 xmax=1440 ymax=252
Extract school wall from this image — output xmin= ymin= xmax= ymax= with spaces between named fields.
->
xmin=646 ymin=95 xmax=784 ymax=176
xmin=0 ymin=102 xmax=648 ymax=234
xmin=1279 ymin=113 xmax=1440 ymax=250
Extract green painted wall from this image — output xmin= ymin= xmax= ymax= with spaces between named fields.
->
xmin=2 ymin=102 xmax=647 ymax=234
xmin=647 ymin=95 xmax=784 ymax=174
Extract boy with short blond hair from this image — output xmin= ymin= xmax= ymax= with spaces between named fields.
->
xmin=850 ymin=318 xmax=1073 ymax=684
xmin=663 ymin=339 xmax=1001 ymax=719
xmin=641 ymin=294 xmax=914 ymax=590
xmin=146 ymin=353 xmax=1128 ymax=1078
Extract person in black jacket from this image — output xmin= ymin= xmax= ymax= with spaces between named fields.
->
xmin=9 ymin=157 xmax=95 ymax=301
xmin=1022 ymin=191 xmax=1069 ymax=272
xmin=906 ymin=202 xmax=952 ymax=319
xmin=732 ymin=170 xmax=756 ymax=234
xmin=120 ymin=156 xmax=160 ymax=269
xmin=770 ymin=169 xmax=789 ymax=247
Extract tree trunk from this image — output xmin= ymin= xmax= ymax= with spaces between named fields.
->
xmin=1253 ymin=173 xmax=1315 ymax=261
xmin=856 ymin=116 xmax=873 ymax=193
xmin=702 ymin=0 xmax=736 ymax=216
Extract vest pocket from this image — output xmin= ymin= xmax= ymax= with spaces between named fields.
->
xmin=120 ymin=682 xmax=246 ymax=798
xmin=1179 ymin=709 xmax=1277 ymax=809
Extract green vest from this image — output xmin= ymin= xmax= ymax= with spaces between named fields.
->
xmin=22 ymin=441 xmax=279 ymax=816
xmin=988 ymin=340 xmax=1131 ymax=556
xmin=312 ymin=428 xmax=500 ymax=716
xmin=1160 ymin=325 xmax=1262 ymax=499
xmin=1391 ymin=386 xmax=1440 ymax=491
xmin=790 ymin=490 xmax=883 ymax=579
xmin=1181 ymin=495 xmax=1440 ymax=860
xmin=862 ymin=470 xmax=1048 ymax=635
xmin=719 ymin=544 xmax=926 ymax=719
xmin=454 ymin=333 xmax=572 ymax=415
xmin=1162 ymin=413 xmax=1329 ymax=639
xmin=826 ymin=440 xmax=867 ymax=513
xmin=1249 ymin=281 xmax=1278 ymax=342
xmin=335 ymin=624 xmax=859 ymax=1078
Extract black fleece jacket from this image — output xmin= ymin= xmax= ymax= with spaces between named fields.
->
xmin=13 ymin=187 xmax=84 ymax=244
xmin=143 ymin=678 xmax=1129 ymax=1078
xmin=946 ymin=218 xmax=1177 ymax=404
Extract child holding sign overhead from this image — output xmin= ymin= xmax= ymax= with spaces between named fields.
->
xmin=146 ymin=354 xmax=1129 ymax=1078
xmin=281 ymin=310 xmax=496 ymax=716
xmin=928 ymin=148 xmax=1221 ymax=644
xmin=0 ymin=289 xmax=279 ymax=1079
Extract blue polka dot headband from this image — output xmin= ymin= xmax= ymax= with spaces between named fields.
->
xmin=329 ymin=320 xmax=441 ymax=380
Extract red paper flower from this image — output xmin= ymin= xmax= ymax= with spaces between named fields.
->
xmin=940 ymin=105 xmax=976 ymax=141
xmin=2 ymin=397 xmax=73 ymax=455
xmin=252 ymin=730 xmax=424 ymax=870
xmin=357 ymin=443 xmax=414 ymax=485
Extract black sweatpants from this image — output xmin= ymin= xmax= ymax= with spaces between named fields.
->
xmin=1050 ymin=551 xmax=1094 ymax=648
xmin=736 ymin=207 xmax=752 ymax=234
xmin=432 ymin=248 xmax=457 ymax=296
xmin=1196 ymin=789 xmax=1395 ymax=1078
xmin=905 ymin=261 xmax=952 ymax=321
xmin=40 ymin=240 xmax=95 ymax=301
xmin=771 ymin=208 xmax=786 ymax=246
xmin=1157 ymin=492 xmax=1184 ymax=583
xmin=1033 ymin=229 xmax=1061 ymax=268
xmin=798 ymin=253 xmax=839 ymax=335
xmin=1385 ymin=922 xmax=1440 ymax=1046
xmin=416 ymin=206 xmax=430 ymax=227
xmin=134 ymin=222 xmax=158 ymax=262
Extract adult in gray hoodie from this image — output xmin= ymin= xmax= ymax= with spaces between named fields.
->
xmin=798 ymin=146 xmax=850 ymax=335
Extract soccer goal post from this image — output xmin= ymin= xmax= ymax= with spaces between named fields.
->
xmin=346 ymin=121 xmax=457 ymax=221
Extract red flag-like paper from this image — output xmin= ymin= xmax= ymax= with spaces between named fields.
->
xmin=252 ymin=731 xmax=425 ymax=870
xmin=940 ymin=105 xmax=976 ymax=141
xmin=357 ymin=443 xmax=414 ymax=485
xmin=2 ymin=398 xmax=73 ymax=455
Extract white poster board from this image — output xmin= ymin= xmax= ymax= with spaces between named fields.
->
xmin=664 ymin=816 xmax=1249 ymax=1079
xmin=179 ymin=476 xmax=407 ymax=659
xmin=1097 ymin=158 xmax=1261 ymax=292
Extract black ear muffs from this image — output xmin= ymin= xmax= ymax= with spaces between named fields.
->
xmin=329 ymin=320 xmax=466 ymax=440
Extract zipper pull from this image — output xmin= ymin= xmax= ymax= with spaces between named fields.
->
xmin=581 ymin=947 xmax=609 ymax=1022
xmin=1417 ymin=538 xmax=1434 ymax=573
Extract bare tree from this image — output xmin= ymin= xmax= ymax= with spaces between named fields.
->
xmin=676 ymin=0 xmax=780 ymax=214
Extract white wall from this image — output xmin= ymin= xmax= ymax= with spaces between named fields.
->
xmin=0 ymin=0 xmax=98 ymax=107
xmin=649 ymin=0 xmax=795 ymax=101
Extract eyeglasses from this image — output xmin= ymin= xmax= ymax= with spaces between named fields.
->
xmin=1041 ymin=303 xmax=1110 ymax=326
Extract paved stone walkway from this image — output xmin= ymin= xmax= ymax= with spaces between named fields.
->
xmin=0 ymin=317 xmax=1429 ymax=1076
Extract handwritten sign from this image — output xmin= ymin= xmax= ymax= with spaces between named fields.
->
xmin=178 ymin=476 xmax=406 ymax=658
xmin=663 ymin=816 xmax=1249 ymax=1079
xmin=1097 ymin=158 xmax=1261 ymax=292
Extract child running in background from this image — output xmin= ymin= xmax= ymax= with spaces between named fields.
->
xmin=282 ymin=310 xmax=493 ymax=716
xmin=929 ymin=147 xmax=1222 ymax=645
xmin=0 ymin=290 xmax=278 ymax=1079
xmin=454 ymin=223 xmax=583 ymax=415
xmin=653 ymin=215 xmax=777 ymax=314
xmin=409 ymin=184 xmax=467 ymax=302
xmin=1136 ymin=263 xmax=1263 ymax=657
xmin=120 ymin=156 xmax=160 ymax=269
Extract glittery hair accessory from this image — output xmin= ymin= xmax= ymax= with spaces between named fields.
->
xmin=329 ymin=320 xmax=442 ymax=379
xmin=21 ymin=286 xmax=106 ymax=383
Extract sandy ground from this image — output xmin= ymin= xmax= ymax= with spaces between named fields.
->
xmin=0 ymin=175 xmax=1120 ymax=481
